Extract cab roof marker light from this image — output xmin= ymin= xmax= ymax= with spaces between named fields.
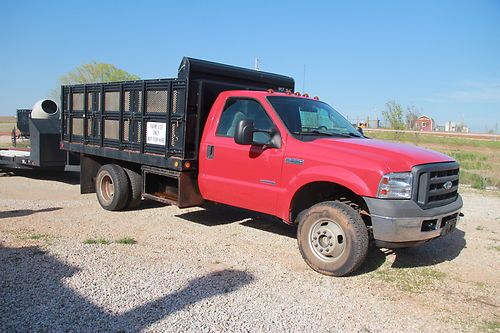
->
xmin=303 ymin=93 xmax=309 ymax=98
xmin=294 ymin=92 xmax=302 ymax=96
xmin=267 ymin=89 xmax=275 ymax=94
xmin=313 ymin=96 xmax=320 ymax=100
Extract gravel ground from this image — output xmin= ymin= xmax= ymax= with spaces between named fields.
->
xmin=0 ymin=171 xmax=499 ymax=332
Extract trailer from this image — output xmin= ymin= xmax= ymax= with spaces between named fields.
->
xmin=0 ymin=100 xmax=66 ymax=171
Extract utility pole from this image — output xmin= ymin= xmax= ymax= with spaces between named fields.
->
xmin=302 ymin=64 xmax=306 ymax=92
xmin=254 ymin=57 xmax=260 ymax=71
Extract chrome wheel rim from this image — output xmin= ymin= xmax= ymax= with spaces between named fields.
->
xmin=309 ymin=218 xmax=346 ymax=262
xmin=99 ymin=172 xmax=114 ymax=204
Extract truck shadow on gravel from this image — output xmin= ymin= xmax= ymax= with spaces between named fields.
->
xmin=175 ymin=203 xmax=297 ymax=238
xmin=390 ymin=228 xmax=467 ymax=269
xmin=0 ymin=170 xmax=80 ymax=185
xmin=177 ymin=204 xmax=467 ymax=275
xmin=354 ymin=228 xmax=467 ymax=275
xmin=0 ymin=207 xmax=62 ymax=219
xmin=0 ymin=245 xmax=254 ymax=332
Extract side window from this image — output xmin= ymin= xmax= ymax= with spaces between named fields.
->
xmin=216 ymin=99 xmax=274 ymax=142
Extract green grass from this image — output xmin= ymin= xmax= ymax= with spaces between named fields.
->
xmin=479 ymin=319 xmax=500 ymax=332
xmin=365 ymin=130 xmax=500 ymax=190
xmin=473 ymin=281 xmax=488 ymax=290
xmin=0 ymin=122 xmax=16 ymax=132
xmin=21 ymin=234 xmax=50 ymax=241
xmin=460 ymin=171 xmax=489 ymax=190
xmin=489 ymin=245 xmax=500 ymax=252
xmin=83 ymin=238 xmax=111 ymax=245
xmin=0 ymin=140 xmax=31 ymax=149
xmin=114 ymin=237 xmax=137 ymax=245
xmin=83 ymin=237 xmax=137 ymax=245
xmin=28 ymin=234 xmax=46 ymax=240
xmin=373 ymin=265 xmax=447 ymax=293
xmin=365 ymin=130 xmax=500 ymax=149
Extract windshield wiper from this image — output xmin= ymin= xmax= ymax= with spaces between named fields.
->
xmin=293 ymin=130 xmax=364 ymax=138
xmin=347 ymin=132 xmax=363 ymax=138
xmin=293 ymin=130 xmax=334 ymax=136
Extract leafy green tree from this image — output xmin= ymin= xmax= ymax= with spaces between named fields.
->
xmin=59 ymin=61 xmax=139 ymax=84
xmin=382 ymin=100 xmax=406 ymax=130
xmin=52 ymin=62 xmax=139 ymax=99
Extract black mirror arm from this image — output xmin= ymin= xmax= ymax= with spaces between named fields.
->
xmin=254 ymin=127 xmax=281 ymax=149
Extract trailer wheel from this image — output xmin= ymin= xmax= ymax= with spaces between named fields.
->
xmin=124 ymin=167 xmax=142 ymax=209
xmin=95 ymin=164 xmax=129 ymax=211
xmin=297 ymin=201 xmax=368 ymax=276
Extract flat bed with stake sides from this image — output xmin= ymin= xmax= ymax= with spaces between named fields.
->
xmin=61 ymin=57 xmax=463 ymax=276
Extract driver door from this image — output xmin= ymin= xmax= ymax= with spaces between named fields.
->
xmin=200 ymin=98 xmax=284 ymax=216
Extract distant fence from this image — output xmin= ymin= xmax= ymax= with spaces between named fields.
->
xmin=364 ymin=128 xmax=500 ymax=141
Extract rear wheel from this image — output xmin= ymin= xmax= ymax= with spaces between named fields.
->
xmin=297 ymin=201 xmax=368 ymax=276
xmin=124 ymin=167 xmax=142 ymax=209
xmin=96 ymin=164 xmax=129 ymax=211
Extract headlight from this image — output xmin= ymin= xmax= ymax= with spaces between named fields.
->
xmin=377 ymin=172 xmax=413 ymax=199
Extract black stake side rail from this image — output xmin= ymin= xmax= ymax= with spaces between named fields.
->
xmin=61 ymin=78 xmax=195 ymax=172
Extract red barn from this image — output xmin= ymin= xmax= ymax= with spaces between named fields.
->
xmin=415 ymin=115 xmax=434 ymax=132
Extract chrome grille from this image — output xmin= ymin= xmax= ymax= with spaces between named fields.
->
xmin=414 ymin=162 xmax=460 ymax=209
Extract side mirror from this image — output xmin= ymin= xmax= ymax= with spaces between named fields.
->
xmin=234 ymin=119 xmax=282 ymax=149
xmin=234 ymin=119 xmax=255 ymax=145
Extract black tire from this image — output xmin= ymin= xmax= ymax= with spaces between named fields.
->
xmin=297 ymin=201 xmax=369 ymax=276
xmin=124 ymin=167 xmax=142 ymax=209
xmin=95 ymin=164 xmax=130 ymax=211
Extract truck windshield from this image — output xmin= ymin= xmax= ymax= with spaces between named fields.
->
xmin=267 ymin=96 xmax=363 ymax=138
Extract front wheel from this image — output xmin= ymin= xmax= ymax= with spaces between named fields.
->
xmin=297 ymin=201 xmax=369 ymax=276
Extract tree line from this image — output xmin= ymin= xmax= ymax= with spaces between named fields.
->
xmin=382 ymin=100 xmax=422 ymax=130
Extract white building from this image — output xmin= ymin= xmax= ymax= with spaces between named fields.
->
xmin=444 ymin=121 xmax=469 ymax=133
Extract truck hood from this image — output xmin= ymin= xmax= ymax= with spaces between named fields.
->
xmin=308 ymin=137 xmax=454 ymax=172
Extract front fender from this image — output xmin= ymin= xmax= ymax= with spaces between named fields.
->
xmin=276 ymin=165 xmax=377 ymax=222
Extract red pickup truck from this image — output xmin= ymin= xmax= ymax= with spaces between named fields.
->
xmin=62 ymin=58 xmax=462 ymax=276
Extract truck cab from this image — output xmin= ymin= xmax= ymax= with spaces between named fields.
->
xmin=61 ymin=58 xmax=462 ymax=276
xmin=199 ymin=90 xmax=462 ymax=275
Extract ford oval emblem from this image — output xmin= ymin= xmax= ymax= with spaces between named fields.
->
xmin=443 ymin=181 xmax=453 ymax=190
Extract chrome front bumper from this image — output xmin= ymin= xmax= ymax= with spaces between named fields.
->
xmin=363 ymin=195 xmax=463 ymax=246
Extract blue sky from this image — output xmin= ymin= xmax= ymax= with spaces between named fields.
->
xmin=1 ymin=0 xmax=499 ymax=132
